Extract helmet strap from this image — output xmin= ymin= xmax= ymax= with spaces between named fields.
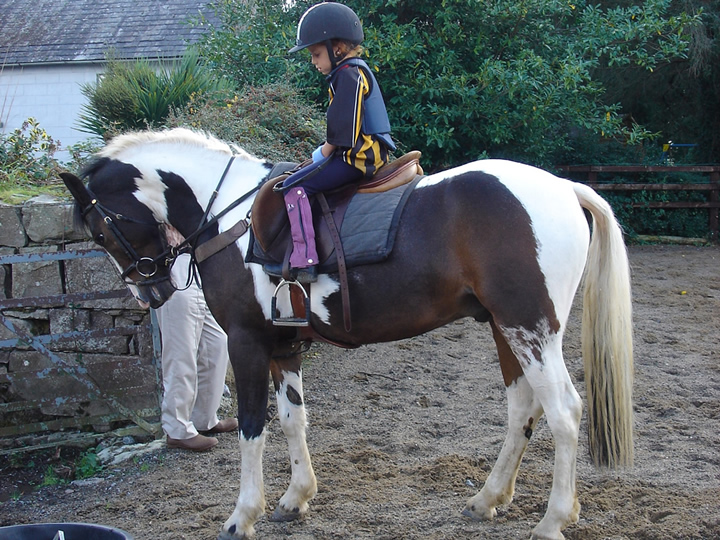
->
xmin=325 ymin=40 xmax=342 ymax=71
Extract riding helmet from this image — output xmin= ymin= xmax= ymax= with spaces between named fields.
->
xmin=288 ymin=2 xmax=364 ymax=54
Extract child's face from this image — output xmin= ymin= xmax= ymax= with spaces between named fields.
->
xmin=308 ymin=44 xmax=332 ymax=75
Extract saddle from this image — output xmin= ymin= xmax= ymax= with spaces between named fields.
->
xmin=246 ymin=151 xmax=423 ymax=330
xmin=250 ymin=151 xmax=423 ymax=258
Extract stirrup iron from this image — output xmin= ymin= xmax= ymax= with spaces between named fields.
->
xmin=271 ymin=279 xmax=311 ymax=327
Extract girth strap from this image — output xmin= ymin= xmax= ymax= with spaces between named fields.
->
xmin=316 ymin=192 xmax=352 ymax=333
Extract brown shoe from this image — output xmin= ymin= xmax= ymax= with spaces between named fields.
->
xmin=199 ymin=417 xmax=239 ymax=435
xmin=166 ymin=434 xmax=218 ymax=452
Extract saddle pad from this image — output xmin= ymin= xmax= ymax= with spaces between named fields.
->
xmin=318 ymin=176 xmax=420 ymax=273
xmin=246 ymin=176 xmax=420 ymax=273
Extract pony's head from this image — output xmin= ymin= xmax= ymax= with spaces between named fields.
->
xmin=61 ymin=128 xmax=268 ymax=309
xmin=61 ymin=160 xmax=177 ymax=309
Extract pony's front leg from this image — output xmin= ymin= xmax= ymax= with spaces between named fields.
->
xmin=219 ymin=339 xmax=272 ymax=539
xmin=269 ymin=356 xmax=317 ymax=522
xmin=220 ymin=432 xmax=267 ymax=539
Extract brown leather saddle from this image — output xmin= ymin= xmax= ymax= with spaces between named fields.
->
xmin=246 ymin=151 xmax=423 ymax=331
xmin=249 ymin=151 xmax=423 ymax=268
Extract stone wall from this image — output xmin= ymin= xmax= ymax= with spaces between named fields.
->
xmin=0 ymin=196 xmax=160 ymax=447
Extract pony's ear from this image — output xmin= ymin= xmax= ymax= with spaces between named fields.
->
xmin=60 ymin=172 xmax=92 ymax=208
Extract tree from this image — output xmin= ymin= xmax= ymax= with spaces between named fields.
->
xmin=596 ymin=0 xmax=719 ymax=164
xmin=197 ymin=0 xmax=699 ymax=169
xmin=194 ymin=0 xmax=300 ymax=88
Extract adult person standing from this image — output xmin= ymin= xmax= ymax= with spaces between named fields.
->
xmin=154 ymin=253 xmax=238 ymax=451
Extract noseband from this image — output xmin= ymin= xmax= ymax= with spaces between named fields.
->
xmin=81 ymin=192 xmax=177 ymax=287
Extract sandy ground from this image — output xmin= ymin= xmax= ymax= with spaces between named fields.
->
xmin=2 ymin=245 xmax=719 ymax=540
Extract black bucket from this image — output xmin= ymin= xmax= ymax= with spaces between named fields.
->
xmin=0 ymin=523 xmax=133 ymax=540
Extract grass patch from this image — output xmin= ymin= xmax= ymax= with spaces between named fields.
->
xmin=0 ymin=172 xmax=71 ymax=204
xmin=0 ymin=118 xmax=99 ymax=205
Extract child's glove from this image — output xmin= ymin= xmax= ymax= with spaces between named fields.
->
xmin=312 ymin=146 xmax=326 ymax=162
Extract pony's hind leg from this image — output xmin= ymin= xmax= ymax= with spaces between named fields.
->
xmin=268 ymin=355 xmax=318 ymax=522
xmin=464 ymin=323 xmax=543 ymax=521
xmin=464 ymin=375 xmax=542 ymax=519
xmin=523 ymin=354 xmax=582 ymax=540
xmin=502 ymin=330 xmax=582 ymax=540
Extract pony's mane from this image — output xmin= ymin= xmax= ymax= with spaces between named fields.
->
xmin=97 ymin=127 xmax=258 ymax=161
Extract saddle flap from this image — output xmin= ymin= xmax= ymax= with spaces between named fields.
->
xmin=251 ymin=176 xmax=288 ymax=253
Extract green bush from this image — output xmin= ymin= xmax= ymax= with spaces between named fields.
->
xmin=0 ymin=118 xmax=66 ymax=203
xmin=78 ymin=48 xmax=234 ymax=139
xmin=75 ymin=448 xmax=102 ymax=480
xmin=196 ymin=0 xmax=699 ymax=170
xmin=166 ymin=82 xmax=326 ymax=163
xmin=0 ymin=119 xmax=101 ymax=203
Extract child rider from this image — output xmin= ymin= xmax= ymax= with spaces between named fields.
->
xmin=282 ymin=2 xmax=396 ymax=283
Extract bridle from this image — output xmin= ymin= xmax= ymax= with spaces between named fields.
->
xmin=81 ymin=156 xmax=266 ymax=287
xmin=81 ymin=191 xmax=177 ymax=287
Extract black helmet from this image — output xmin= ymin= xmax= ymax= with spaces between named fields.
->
xmin=288 ymin=2 xmax=364 ymax=54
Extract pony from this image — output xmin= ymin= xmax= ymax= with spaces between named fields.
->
xmin=60 ymin=128 xmax=633 ymax=540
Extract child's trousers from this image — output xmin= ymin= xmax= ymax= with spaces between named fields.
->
xmin=282 ymin=156 xmax=362 ymax=268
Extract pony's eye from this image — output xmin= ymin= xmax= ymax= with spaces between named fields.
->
xmin=95 ymin=233 xmax=105 ymax=245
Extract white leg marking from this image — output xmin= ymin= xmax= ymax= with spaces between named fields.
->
xmin=274 ymin=370 xmax=317 ymax=518
xmin=222 ymin=432 xmax=266 ymax=538
xmin=498 ymin=327 xmax=582 ymax=540
xmin=465 ymin=376 xmax=542 ymax=520
xmin=526 ymin=359 xmax=582 ymax=540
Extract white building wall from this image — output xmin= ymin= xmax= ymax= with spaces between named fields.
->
xmin=1 ymin=63 xmax=104 ymax=161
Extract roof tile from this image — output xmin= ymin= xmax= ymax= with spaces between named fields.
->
xmin=0 ymin=0 xmax=219 ymax=65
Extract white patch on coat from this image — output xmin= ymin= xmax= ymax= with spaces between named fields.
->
xmin=467 ymin=160 xmax=589 ymax=321
xmin=133 ymin=169 xmax=169 ymax=222
xmin=415 ymin=161 xmax=485 ymax=189
xmin=416 ymin=159 xmax=589 ymax=325
xmin=496 ymin=316 xmax=559 ymax=370
xmin=247 ymin=269 xmax=340 ymax=324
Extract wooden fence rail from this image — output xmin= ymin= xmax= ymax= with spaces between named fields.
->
xmin=558 ymin=165 xmax=720 ymax=243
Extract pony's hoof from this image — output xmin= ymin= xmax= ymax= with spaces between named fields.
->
xmin=217 ymin=526 xmax=252 ymax=540
xmin=461 ymin=505 xmax=496 ymax=521
xmin=531 ymin=532 xmax=565 ymax=540
xmin=217 ymin=532 xmax=246 ymax=540
xmin=269 ymin=504 xmax=304 ymax=522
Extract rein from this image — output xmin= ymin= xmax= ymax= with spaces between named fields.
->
xmin=83 ymin=155 xmax=266 ymax=286
xmin=191 ymin=156 xmax=237 ymax=252
xmin=174 ymin=156 xmax=265 ymax=266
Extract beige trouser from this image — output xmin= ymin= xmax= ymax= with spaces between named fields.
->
xmin=154 ymin=254 xmax=229 ymax=440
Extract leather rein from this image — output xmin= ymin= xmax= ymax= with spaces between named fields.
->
xmin=82 ymin=156 xmax=265 ymax=286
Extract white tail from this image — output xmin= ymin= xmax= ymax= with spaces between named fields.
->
xmin=574 ymin=182 xmax=634 ymax=467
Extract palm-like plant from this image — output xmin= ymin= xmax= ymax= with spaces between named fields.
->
xmin=77 ymin=48 xmax=233 ymax=138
